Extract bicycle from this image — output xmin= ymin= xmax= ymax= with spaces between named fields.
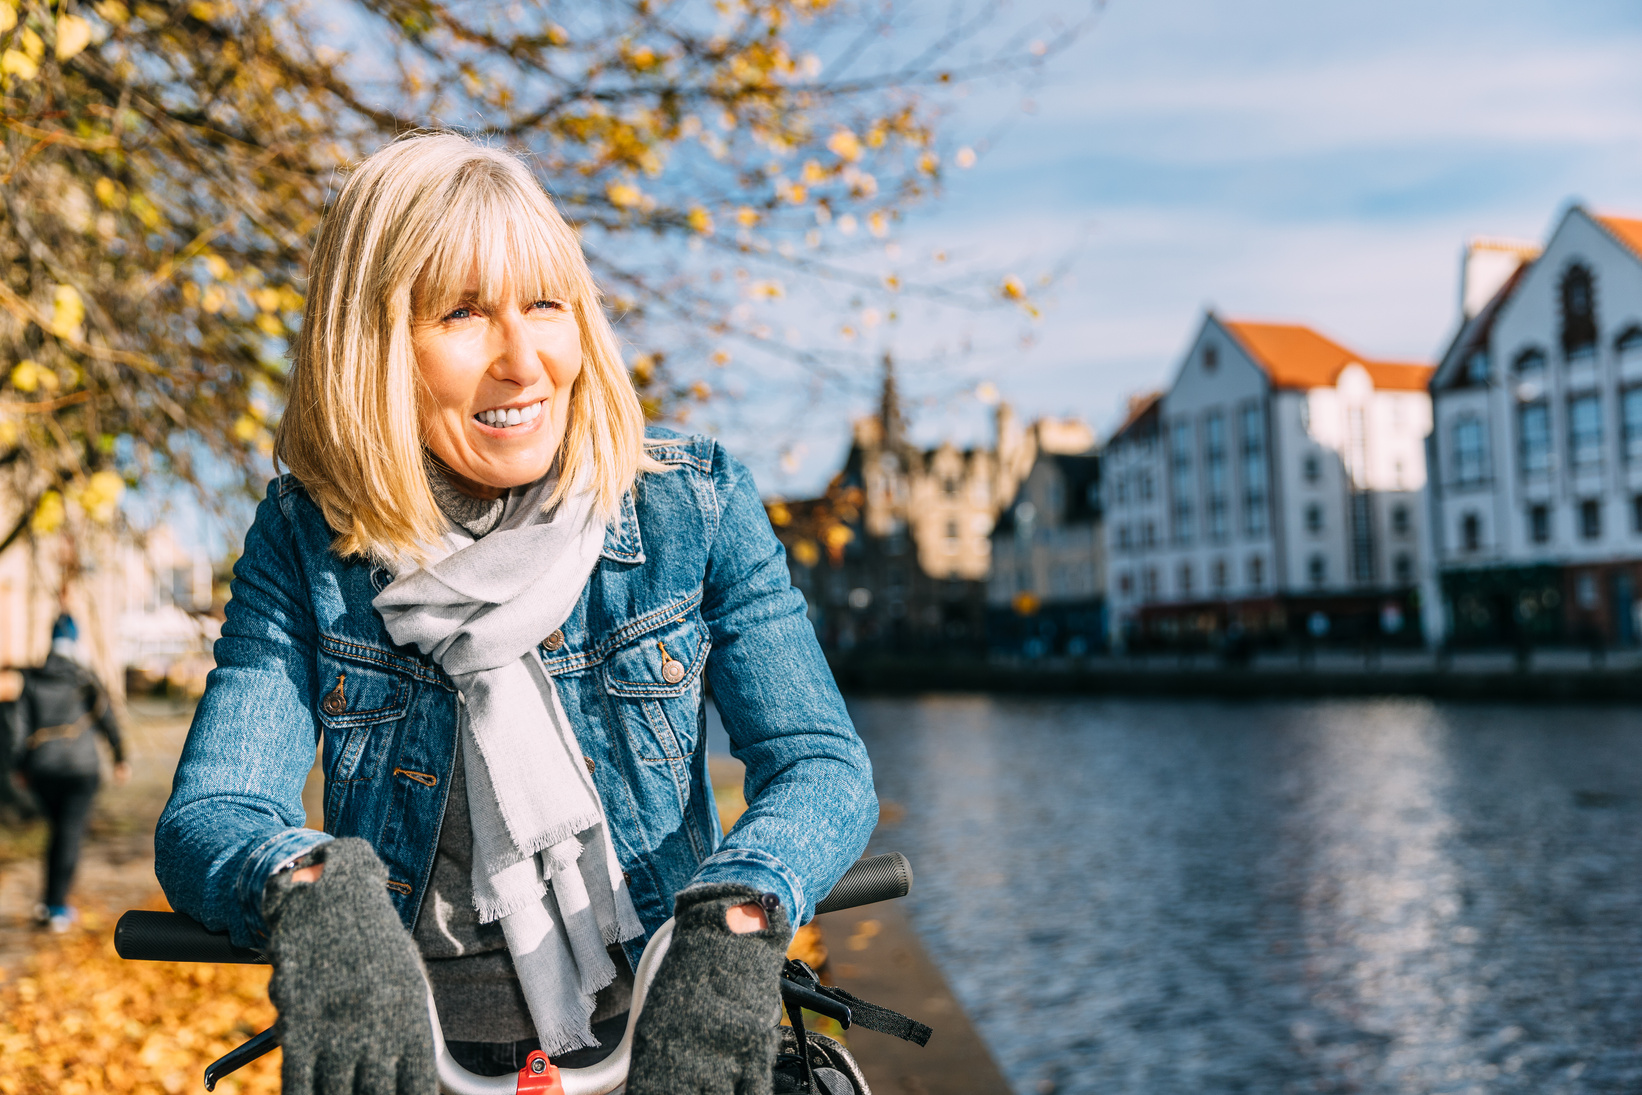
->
xmin=116 ymin=852 xmax=930 ymax=1095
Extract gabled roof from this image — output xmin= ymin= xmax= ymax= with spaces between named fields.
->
xmin=1108 ymin=391 xmax=1162 ymax=446
xmin=1594 ymin=213 xmax=1642 ymax=261
xmin=1431 ymin=260 xmax=1532 ymax=392
xmin=1220 ymin=319 xmax=1433 ymax=392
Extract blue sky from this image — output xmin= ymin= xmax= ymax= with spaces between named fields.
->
xmin=739 ymin=0 xmax=1642 ymax=497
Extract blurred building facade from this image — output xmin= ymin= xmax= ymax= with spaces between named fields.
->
xmin=986 ymin=448 xmax=1105 ymax=656
xmin=769 ymin=362 xmax=1093 ymax=652
xmin=0 ymin=520 xmax=219 ymax=697
xmin=1427 ymin=207 xmax=1642 ymax=648
xmin=1104 ymin=314 xmax=1434 ymax=651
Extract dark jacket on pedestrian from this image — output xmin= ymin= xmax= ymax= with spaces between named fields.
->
xmin=14 ymin=654 xmax=124 ymax=780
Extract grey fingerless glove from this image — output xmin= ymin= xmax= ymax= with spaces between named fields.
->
xmin=264 ymin=837 xmax=437 ymax=1095
xmin=626 ymin=883 xmax=791 ymax=1095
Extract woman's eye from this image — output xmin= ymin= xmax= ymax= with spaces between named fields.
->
xmin=530 ymin=299 xmax=566 ymax=312
xmin=442 ymin=305 xmax=474 ymax=322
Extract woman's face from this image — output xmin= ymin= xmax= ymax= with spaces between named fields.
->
xmin=413 ymin=278 xmax=582 ymax=497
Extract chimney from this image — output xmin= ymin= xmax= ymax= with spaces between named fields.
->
xmin=1460 ymin=236 xmax=1540 ymax=320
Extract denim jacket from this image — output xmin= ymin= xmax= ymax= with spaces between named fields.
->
xmin=155 ymin=430 xmax=876 ymax=958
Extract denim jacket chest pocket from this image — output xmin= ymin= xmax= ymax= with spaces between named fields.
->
xmin=315 ymin=638 xmax=413 ymax=798
xmin=602 ymin=613 xmax=711 ymax=761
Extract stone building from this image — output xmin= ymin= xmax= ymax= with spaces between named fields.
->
xmin=986 ymin=448 xmax=1105 ymax=656
xmin=1104 ymin=314 xmax=1434 ymax=651
xmin=1427 ymin=206 xmax=1642 ymax=647
xmin=769 ymin=363 xmax=1091 ymax=652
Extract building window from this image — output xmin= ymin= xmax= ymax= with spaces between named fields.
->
xmin=1138 ymin=470 xmax=1154 ymax=502
xmin=1466 ymin=348 xmax=1490 ymax=384
xmin=1529 ymin=504 xmax=1550 ymax=544
xmin=1307 ymin=554 xmax=1326 ymax=586
xmin=1634 ymin=496 xmax=1642 ymax=535
xmin=1212 ymin=558 xmax=1228 ymax=592
xmin=1240 ymin=403 xmax=1267 ymax=537
xmin=1248 ymin=555 xmax=1265 ymax=590
xmin=1117 ymin=525 xmax=1132 ymax=551
xmin=1203 ymin=344 xmax=1218 ymax=371
xmin=1560 ymin=263 xmax=1598 ymax=362
xmin=1391 ymin=504 xmax=1410 ymax=536
xmin=1305 ymin=503 xmax=1323 ymax=534
xmin=1204 ymin=412 xmax=1228 ymax=542
xmin=1170 ymin=421 xmax=1194 ymax=545
xmin=1119 ymin=571 xmax=1134 ymax=597
xmin=1569 ymin=394 xmax=1603 ymax=469
xmin=1623 ymin=388 xmax=1642 ymax=464
xmin=1393 ymin=553 xmax=1413 ymax=584
xmin=1618 ymin=325 xmax=1642 ymax=362
xmin=1580 ymin=498 xmax=1602 ymax=540
xmin=1303 ymin=453 xmax=1321 ymax=483
xmin=1453 ymin=417 xmax=1486 ymax=485
xmin=1142 ymin=521 xmax=1157 ymax=549
xmin=1462 ymin=512 xmax=1481 ymax=553
xmin=1142 ymin=567 xmax=1158 ymax=598
xmin=1514 ymin=347 xmax=1548 ymax=378
xmin=1114 ymin=475 xmax=1129 ymax=506
xmin=1518 ymin=402 xmax=1551 ymax=476
xmin=1177 ymin=562 xmax=1193 ymax=597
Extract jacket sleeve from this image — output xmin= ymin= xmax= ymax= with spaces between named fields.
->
xmin=689 ymin=445 xmax=877 ymax=926
xmin=88 ymin=674 xmax=124 ymax=765
xmin=154 ymin=483 xmax=334 ymax=948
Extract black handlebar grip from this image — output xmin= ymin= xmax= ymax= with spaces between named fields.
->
xmin=115 ymin=910 xmax=269 ymax=964
xmin=813 ymin=852 xmax=912 ymax=915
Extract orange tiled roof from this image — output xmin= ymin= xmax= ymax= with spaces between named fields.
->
xmin=1221 ymin=320 xmax=1433 ymax=392
xmin=1595 ymin=213 xmax=1642 ymax=260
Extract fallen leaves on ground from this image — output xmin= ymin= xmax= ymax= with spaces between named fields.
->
xmin=0 ymin=896 xmax=279 ymax=1095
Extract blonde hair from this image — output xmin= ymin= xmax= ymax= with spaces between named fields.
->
xmin=277 ymin=131 xmax=658 ymax=562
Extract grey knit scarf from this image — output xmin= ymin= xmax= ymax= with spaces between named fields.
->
xmin=373 ymin=472 xmax=644 ymax=1055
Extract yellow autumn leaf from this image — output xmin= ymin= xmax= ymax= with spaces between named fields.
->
xmin=21 ymin=26 xmax=43 ymax=60
xmin=51 ymin=285 xmax=86 ymax=338
xmin=233 ymin=414 xmax=260 ymax=442
xmin=255 ymin=312 xmax=283 ymax=335
xmin=2 ymin=49 xmax=37 ymax=80
xmin=31 ymin=491 xmax=65 ymax=536
xmin=55 ymin=14 xmax=92 ymax=61
xmin=94 ymin=0 xmax=130 ymax=25
xmin=81 ymin=470 xmax=125 ymax=524
xmin=711 ymin=349 xmax=730 ymax=366
xmin=868 ymin=211 xmax=888 ymax=238
xmin=0 ymin=2 xmax=14 ymax=34
xmin=607 ymin=182 xmax=643 ymax=209
xmin=0 ymin=416 xmax=18 ymax=448
xmin=801 ymin=160 xmax=827 ymax=184
xmin=687 ymin=206 xmax=714 ymax=235
xmin=826 ymin=129 xmax=861 ymax=162
xmin=10 ymin=359 xmax=41 ymax=393
xmin=205 ymin=254 xmax=232 ymax=280
xmin=778 ymin=180 xmax=807 ymax=205
xmin=735 ymin=206 xmax=759 ymax=227
xmin=253 ymin=287 xmax=282 ymax=312
xmin=94 ymin=177 xmax=124 ymax=208
xmin=918 ymin=152 xmax=939 ymax=175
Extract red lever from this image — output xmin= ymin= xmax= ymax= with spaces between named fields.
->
xmin=515 ymin=1050 xmax=565 ymax=1094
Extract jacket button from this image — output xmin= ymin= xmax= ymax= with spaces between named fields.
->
xmin=321 ymin=680 xmax=346 ymax=715
xmin=583 ymin=755 xmax=596 ymax=775
xmin=543 ymin=630 xmax=564 ymax=652
xmin=661 ymin=659 xmax=685 ymax=685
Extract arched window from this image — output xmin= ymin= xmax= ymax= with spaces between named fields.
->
xmin=1615 ymin=324 xmax=1642 ymax=358
xmin=1513 ymin=347 xmax=1547 ymax=375
xmin=1560 ymin=263 xmax=1597 ymax=359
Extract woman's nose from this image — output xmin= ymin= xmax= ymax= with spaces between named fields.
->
xmin=487 ymin=312 xmax=544 ymax=385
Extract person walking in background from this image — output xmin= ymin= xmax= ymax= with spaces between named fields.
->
xmin=1 ymin=614 xmax=129 ymax=933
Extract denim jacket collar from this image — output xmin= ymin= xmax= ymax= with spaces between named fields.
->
xmin=601 ymin=490 xmax=645 ymax=564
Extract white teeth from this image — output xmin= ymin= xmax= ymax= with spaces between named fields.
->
xmin=475 ymin=401 xmax=543 ymax=429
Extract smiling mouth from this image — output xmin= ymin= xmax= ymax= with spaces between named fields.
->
xmin=474 ymin=401 xmax=544 ymax=429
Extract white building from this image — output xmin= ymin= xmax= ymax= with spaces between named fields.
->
xmin=1427 ymin=206 xmax=1642 ymax=647
xmin=1104 ymin=314 xmax=1434 ymax=650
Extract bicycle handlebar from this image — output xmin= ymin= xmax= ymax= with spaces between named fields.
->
xmin=115 ymin=851 xmax=912 ymax=965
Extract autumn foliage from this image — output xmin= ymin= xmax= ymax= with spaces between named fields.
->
xmin=0 ymin=0 xmax=1078 ymax=552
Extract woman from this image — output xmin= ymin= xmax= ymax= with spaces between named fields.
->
xmin=155 ymin=132 xmax=877 ymax=1095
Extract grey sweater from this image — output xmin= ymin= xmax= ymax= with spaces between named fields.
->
xmin=413 ymin=468 xmax=633 ymax=1044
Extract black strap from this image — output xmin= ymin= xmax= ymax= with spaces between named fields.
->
xmin=781 ymin=961 xmax=933 ymax=1047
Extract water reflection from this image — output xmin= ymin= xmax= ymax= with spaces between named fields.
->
xmin=847 ymin=697 xmax=1642 ymax=1095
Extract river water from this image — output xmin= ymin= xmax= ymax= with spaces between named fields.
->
xmin=841 ymin=696 xmax=1642 ymax=1095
